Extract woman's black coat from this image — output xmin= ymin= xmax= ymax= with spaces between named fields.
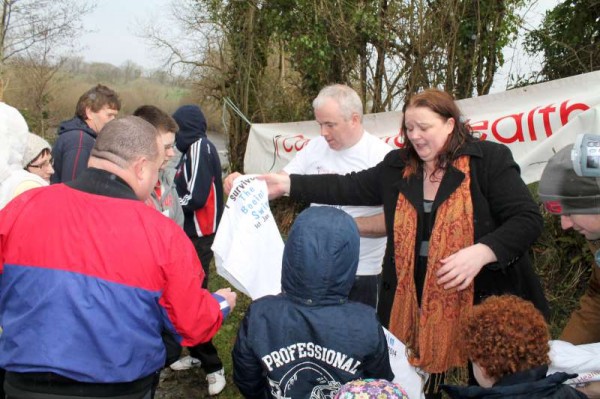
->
xmin=290 ymin=140 xmax=549 ymax=326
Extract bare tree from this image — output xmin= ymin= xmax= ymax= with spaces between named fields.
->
xmin=143 ymin=0 xmax=277 ymax=171
xmin=10 ymin=34 xmax=66 ymax=135
xmin=121 ymin=60 xmax=143 ymax=83
xmin=0 ymin=0 xmax=95 ymax=99
xmin=145 ymin=0 xmax=527 ymax=170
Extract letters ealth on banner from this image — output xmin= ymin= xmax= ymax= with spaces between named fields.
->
xmin=244 ymin=71 xmax=600 ymax=184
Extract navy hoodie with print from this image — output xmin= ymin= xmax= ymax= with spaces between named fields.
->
xmin=173 ymin=105 xmax=223 ymax=238
xmin=232 ymin=207 xmax=394 ymax=399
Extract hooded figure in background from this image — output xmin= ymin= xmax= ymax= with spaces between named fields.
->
xmin=172 ymin=104 xmax=227 ymax=395
xmin=233 ymin=206 xmax=394 ymax=399
xmin=173 ymin=104 xmax=224 ymax=244
xmin=0 ymin=103 xmax=47 ymax=209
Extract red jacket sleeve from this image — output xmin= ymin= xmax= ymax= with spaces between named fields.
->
xmin=158 ymin=231 xmax=223 ymax=346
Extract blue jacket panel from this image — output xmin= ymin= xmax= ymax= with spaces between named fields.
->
xmin=0 ymin=265 xmax=164 ymax=383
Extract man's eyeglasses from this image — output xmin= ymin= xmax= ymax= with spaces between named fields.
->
xmin=28 ymin=159 xmax=53 ymax=169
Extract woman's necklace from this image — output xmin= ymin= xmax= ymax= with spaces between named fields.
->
xmin=423 ymin=168 xmax=443 ymax=200
xmin=423 ymin=167 xmax=443 ymax=183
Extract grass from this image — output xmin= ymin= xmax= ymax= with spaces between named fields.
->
xmin=207 ymin=268 xmax=252 ymax=398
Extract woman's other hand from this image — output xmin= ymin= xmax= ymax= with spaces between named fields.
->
xmin=436 ymin=243 xmax=497 ymax=291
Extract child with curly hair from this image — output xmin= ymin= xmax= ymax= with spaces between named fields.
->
xmin=442 ymin=295 xmax=586 ymax=399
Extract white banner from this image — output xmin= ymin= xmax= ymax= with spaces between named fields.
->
xmin=244 ymin=71 xmax=600 ymax=184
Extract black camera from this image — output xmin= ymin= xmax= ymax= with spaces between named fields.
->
xmin=572 ymin=134 xmax=600 ymax=177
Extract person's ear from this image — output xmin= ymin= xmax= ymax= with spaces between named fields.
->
xmin=131 ymin=157 xmax=147 ymax=182
xmin=84 ymin=106 xmax=93 ymax=121
xmin=480 ymin=366 xmax=490 ymax=378
xmin=445 ymin=117 xmax=455 ymax=136
xmin=473 ymin=362 xmax=496 ymax=388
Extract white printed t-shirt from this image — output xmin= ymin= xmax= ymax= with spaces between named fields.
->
xmin=283 ymin=131 xmax=392 ymax=276
xmin=212 ymin=175 xmax=284 ymax=299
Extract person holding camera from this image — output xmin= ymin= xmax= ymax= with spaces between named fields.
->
xmin=539 ymin=144 xmax=600 ymax=398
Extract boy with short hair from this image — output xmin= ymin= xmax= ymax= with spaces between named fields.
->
xmin=52 ymin=84 xmax=120 ymax=183
xmin=133 ymin=105 xmax=183 ymax=227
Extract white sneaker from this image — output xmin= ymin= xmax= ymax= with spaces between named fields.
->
xmin=169 ymin=355 xmax=201 ymax=371
xmin=207 ymin=368 xmax=226 ymax=395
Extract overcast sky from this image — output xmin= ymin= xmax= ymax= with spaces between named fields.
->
xmin=79 ymin=0 xmax=168 ymax=70
xmin=491 ymin=0 xmax=560 ymax=91
xmin=79 ymin=0 xmax=560 ymax=86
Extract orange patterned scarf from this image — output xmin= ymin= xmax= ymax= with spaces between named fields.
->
xmin=390 ymin=155 xmax=474 ymax=373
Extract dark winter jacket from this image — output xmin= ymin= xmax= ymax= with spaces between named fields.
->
xmin=441 ymin=366 xmax=587 ymax=399
xmin=51 ymin=117 xmax=96 ymax=184
xmin=232 ymin=207 xmax=394 ymax=399
xmin=173 ymin=105 xmax=223 ymax=238
xmin=289 ymin=139 xmax=550 ymax=327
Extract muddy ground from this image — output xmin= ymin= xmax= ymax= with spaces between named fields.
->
xmin=155 ymin=367 xmax=209 ymax=398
